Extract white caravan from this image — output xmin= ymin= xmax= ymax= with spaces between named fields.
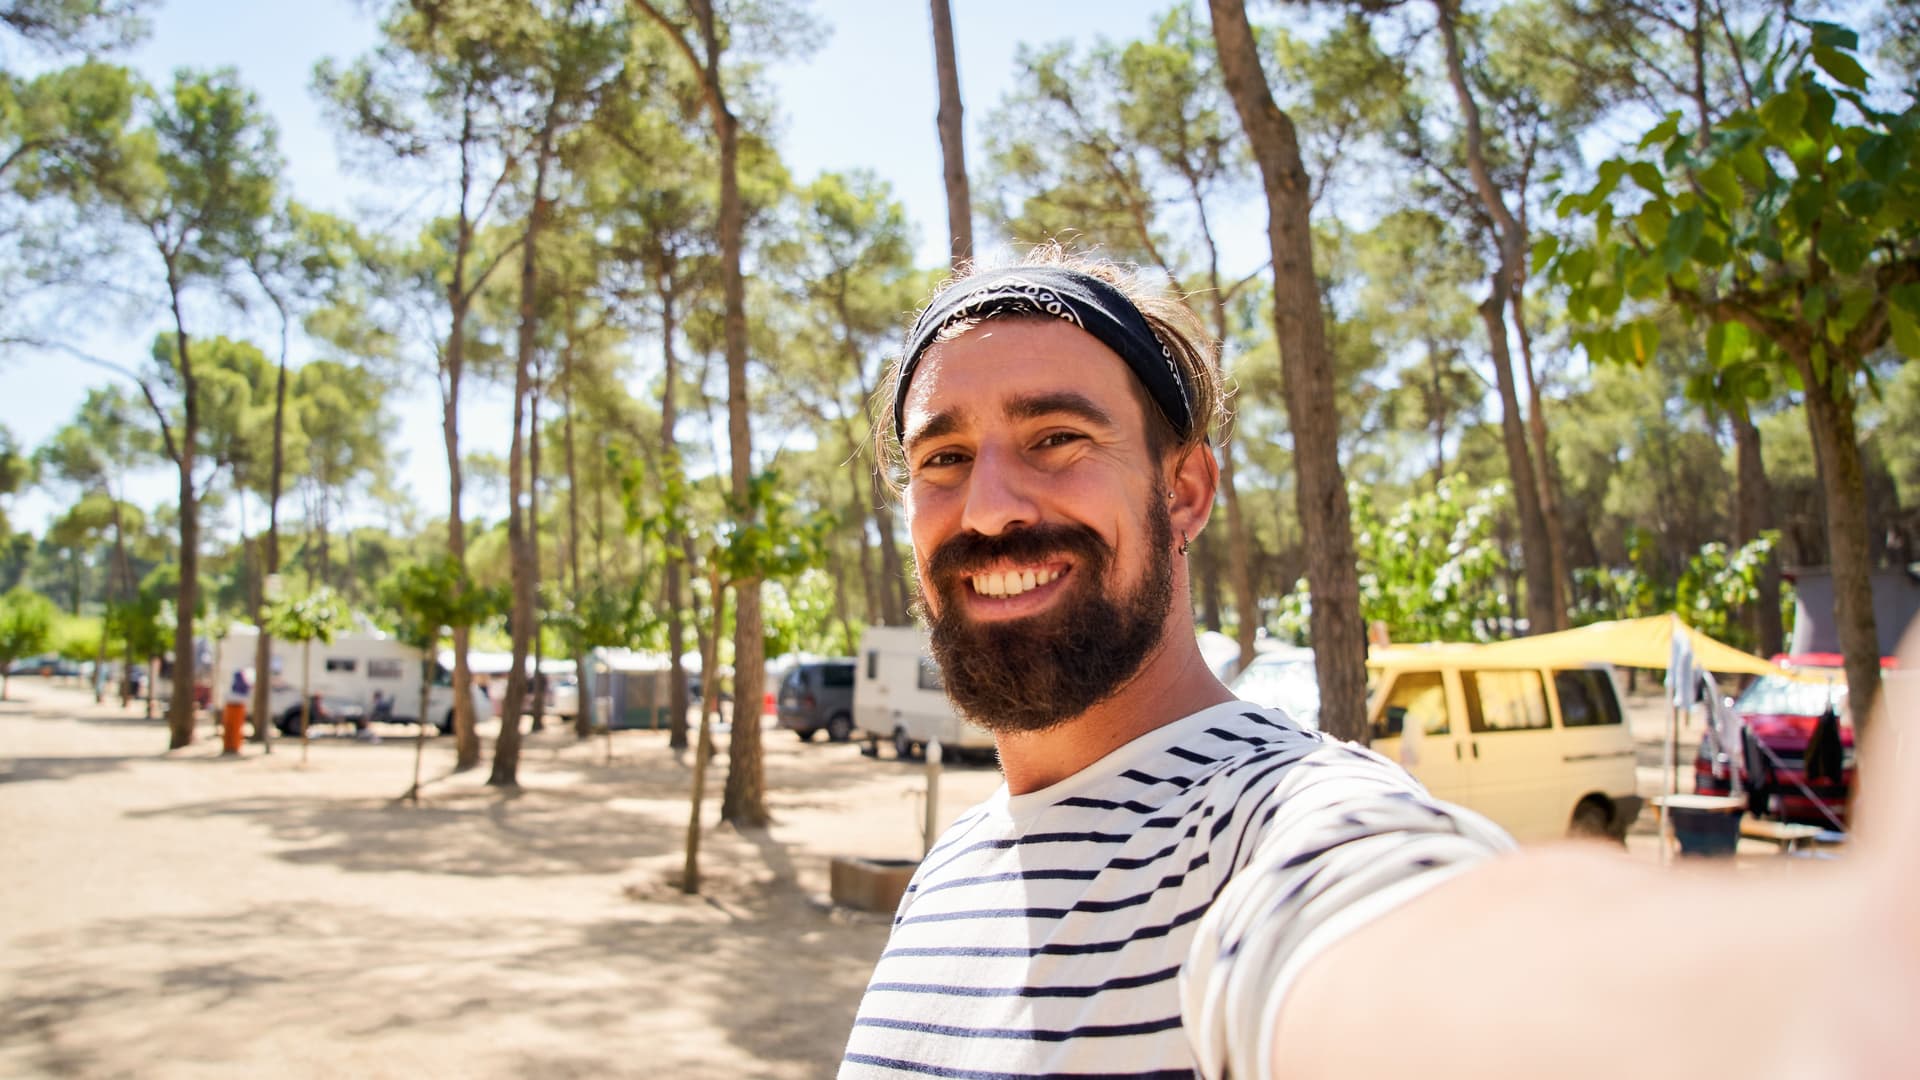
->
xmin=213 ymin=626 xmax=490 ymax=733
xmin=854 ymin=626 xmax=996 ymax=761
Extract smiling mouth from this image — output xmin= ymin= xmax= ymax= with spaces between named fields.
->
xmin=968 ymin=565 xmax=1067 ymax=598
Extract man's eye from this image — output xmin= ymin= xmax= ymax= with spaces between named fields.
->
xmin=919 ymin=451 xmax=967 ymax=469
xmin=1036 ymin=432 xmax=1083 ymax=449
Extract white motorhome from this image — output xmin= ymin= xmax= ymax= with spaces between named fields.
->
xmin=855 ymin=626 xmax=995 ymax=761
xmin=213 ymin=626 xmax=490 ymax=734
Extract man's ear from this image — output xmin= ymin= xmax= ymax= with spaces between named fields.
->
xmin=1166 ymin=444 xmax=1219 ymax=545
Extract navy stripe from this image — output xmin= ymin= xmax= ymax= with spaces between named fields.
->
xmin=1166 ymin=745 xmax=1216 ymax=766
xmin=923 ymin=830 xmax=1134 ymax=883
xmin=869 ymin=963 xmax=1181 ymax=998
xmin=840 ymin=1053 xmax=1195 ymax=1080
xmin=1201 ymin=726 xmax=1272 ymax=746
xmin=915 ymin=867 xmax=1101 ymax=897
xmin=881 ymin=900 xmax=1211 ymax=961
xmin=853 ymin=1013 xmax=1185 ymax=1042
xmin=1056 ymin=795 xmax=1163 ymax=813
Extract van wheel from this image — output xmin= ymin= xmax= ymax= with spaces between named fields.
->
xmin=826 ymin=713 xmax=853 ymax=743
xmin=796 ymin=727 xmax=818 ymax=743
xmin=893 ymin=726 xmax=921 ymax=761
xmin=1569 ymin=798 xmax=1616 ymax=842
xmin=438 ymin=710 xmax=456 ymax=736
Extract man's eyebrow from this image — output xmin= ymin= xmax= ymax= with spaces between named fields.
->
xmin=902 ymin=408 xmax=965 ymax=455
xmin=1006 ymin=391 xmax=1116 ymax=429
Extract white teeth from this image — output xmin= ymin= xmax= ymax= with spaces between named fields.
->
xmin=973 ymin=568 xmax=1059 ymax=598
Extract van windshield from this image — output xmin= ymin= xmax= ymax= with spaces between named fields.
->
xmin=1736 ymin=674 xmax=1843 ymax=717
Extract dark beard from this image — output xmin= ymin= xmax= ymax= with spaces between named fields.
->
xmin=920 ymin=494 xmax=1175 ymax=735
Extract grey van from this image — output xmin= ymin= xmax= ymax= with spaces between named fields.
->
xmin=776 ymin=660 xmax=857 ymax=742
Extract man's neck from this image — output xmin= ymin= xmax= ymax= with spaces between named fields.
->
xmin=993 ymin=633 xmax=1236 ymax=795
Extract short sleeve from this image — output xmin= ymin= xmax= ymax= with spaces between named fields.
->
xmin=1178 ymin=740 xmax=1513 ymax=1080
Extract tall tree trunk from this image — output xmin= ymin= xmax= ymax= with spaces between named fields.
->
xmin=1435 ymin=0 xmax=1558 ymax=636
xmin=1208 ymin=0 xmax=1368 ymax=743
xmin=164 ymin=284 xmax=199 ymax=751
xmin=1511 ymin=293 xmax=1571 ymax=628
xmin=108 ymin=486 xmax=134 ymax=708
xmin=252 ymin=320 xmax=289 ymax=752
xmin=490 ymin=110 xmax=558 ymax=789
xmin=848 ymin=463 xmax=880 ymax=621
xmin=633 ymin=0 xmax=766 ymax=818
xmin=1727 ymin=398 xmax=1784 ymax=657
xmin=1797 ymin=359 xmax=1882 ymax=735
xmin=564 ymin=333 xmax=593 ymax=739
xmin=660 ymin=287 xmax=691 ymax=750
xmin=698 ymin=6 xmax=768 ymax=827
xmin=928 ymin=0 xmax=973 ymax=268
xmin=868 ymin=469 xmax=910 ymax=625
xmin=1477 ymin=287 xmax=1556 ymax=633
xmin=529 ymin=366 xmax=546 ymax=736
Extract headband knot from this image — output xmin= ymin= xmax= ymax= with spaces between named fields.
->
xmin=893 ymin=266 xmax=1196 ymax=444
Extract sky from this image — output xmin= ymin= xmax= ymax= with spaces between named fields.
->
xmin=4 ymin=0 xmax=1249 ymax=537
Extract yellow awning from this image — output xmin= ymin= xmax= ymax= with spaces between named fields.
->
xmin=1456 ymin=614 xmax=1789 ymax=678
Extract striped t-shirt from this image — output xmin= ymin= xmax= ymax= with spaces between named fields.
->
xmin=839 ymin=700 xmax=1512 ymax=1080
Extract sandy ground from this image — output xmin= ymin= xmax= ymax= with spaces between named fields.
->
xmin=1 ymin=679 xmax=1005 ymax=1079
xmin=0 ymin=676 xmax=1808 ymax=1078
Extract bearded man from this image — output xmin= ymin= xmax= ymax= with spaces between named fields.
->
xmin=840 ymin=251 xmax=1920 ymax=1080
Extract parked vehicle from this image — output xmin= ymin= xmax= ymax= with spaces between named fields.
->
xmin=212 ymin=627 xmax=490 ymax=736
xmin=854 ymin=627 xmax=995 ymax=761
xmin=1366 ymin=645 xmax=1643 ymax=843
xmin=1227 ymin=647 xmax=1321 ymax=729
xmin=776 ymin=659 xmax=858 ymax=742
xmin=1692 ymin=653 xmax=1887 ymax=826
xmin=5 ymin=653 xmax=81 ymax=677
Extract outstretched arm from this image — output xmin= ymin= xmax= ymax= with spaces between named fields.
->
xmin=1272 ymin=645 xmax=1919 ymax=1080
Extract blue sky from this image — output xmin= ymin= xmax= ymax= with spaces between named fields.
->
xmin=6 ymin=0 xmax=1248 ymax=535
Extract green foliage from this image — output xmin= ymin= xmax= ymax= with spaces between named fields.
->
xmin=1273 ymin=476 xmax=1510 ymax=645
xmin=260 ymin=586 xmax=350 ymax=646
xmin=376 ymin=555 xmax=503 ymax=650
xmin=1553 ymin=29 xmax=1920 ymax=388
xmin=1572 ymin=531 xmax=1779 ymax=652
xmin=0 ymin=585 xmax=56 ymax=669
xmin=1674 ymin=532 xmax=1778 ymax=649
xmin=105 ymin=581 xmax=168 ymax=660
xmin=49 ymin=609 xmax=99 ymax=660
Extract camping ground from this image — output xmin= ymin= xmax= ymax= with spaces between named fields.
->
xmin=1 ymin=677 xmax=1789 ymax=1078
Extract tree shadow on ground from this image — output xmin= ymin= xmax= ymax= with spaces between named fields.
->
xmin=0 ymin=756 xmax=138 ymax=785
xmin=3 ymin=869 xmax=885 ymax=1078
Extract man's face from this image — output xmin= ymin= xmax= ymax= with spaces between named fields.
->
xmin=899 ymin=318 xmax=1178 ymax=733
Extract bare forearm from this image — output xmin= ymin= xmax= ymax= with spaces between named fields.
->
xmin=1271 ymin=848 xmax=1888 ymax=1079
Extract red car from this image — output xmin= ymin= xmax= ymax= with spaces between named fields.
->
xmin=1693 ymin=653 xmax=1894 ymax=826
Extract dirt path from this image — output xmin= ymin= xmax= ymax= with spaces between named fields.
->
xmin=0 ymin=680 xmax=1002 ymax=1079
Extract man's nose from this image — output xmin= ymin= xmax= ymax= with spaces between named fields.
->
xmin=959 ymin=443 xmax=1039 ymax=537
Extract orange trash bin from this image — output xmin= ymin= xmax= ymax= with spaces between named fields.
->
xmin=221 ymin=702 xmax=247 ymax=754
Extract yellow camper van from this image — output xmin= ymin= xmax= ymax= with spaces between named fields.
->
xmin=1366 ymin=644 xmax=1643 ymax=843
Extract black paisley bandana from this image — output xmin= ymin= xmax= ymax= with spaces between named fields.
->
xmin=894 ymin=266 xmax=1196 ymax=444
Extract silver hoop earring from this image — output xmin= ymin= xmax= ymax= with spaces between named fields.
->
xmin=1178 ymin=531 xmax=1190 ymax=556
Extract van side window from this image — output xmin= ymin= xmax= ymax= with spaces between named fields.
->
xmin=1372 ymin=671 xmax=1447 ymax=740
xmin=917 ymin=657 xmax=945 ymax=692
xmin=866 ymin=651 xmax=878 ymax=680
xmin=368 ymin=659 xmax=403 ymax=680
xmin=325 ymin=658 xmax=357 ymax=674
xmin=1555 ymin=669 xmax=1623 ymax=727
xmin=1465 ymin=670 xmax=1551 ymax=732
xmin=822 ymin=664 xmax=855 ymax=689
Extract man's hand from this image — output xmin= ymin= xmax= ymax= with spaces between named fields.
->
xmin=1849 ymin=625 xmax=1920 ymax=1075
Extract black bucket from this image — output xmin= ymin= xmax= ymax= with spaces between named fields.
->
xmin=1670 ymin=805 xmax=1742 ymax=857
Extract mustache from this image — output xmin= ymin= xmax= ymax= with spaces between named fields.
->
xmin=924 ymin=523 xmax=1109 ymax=586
